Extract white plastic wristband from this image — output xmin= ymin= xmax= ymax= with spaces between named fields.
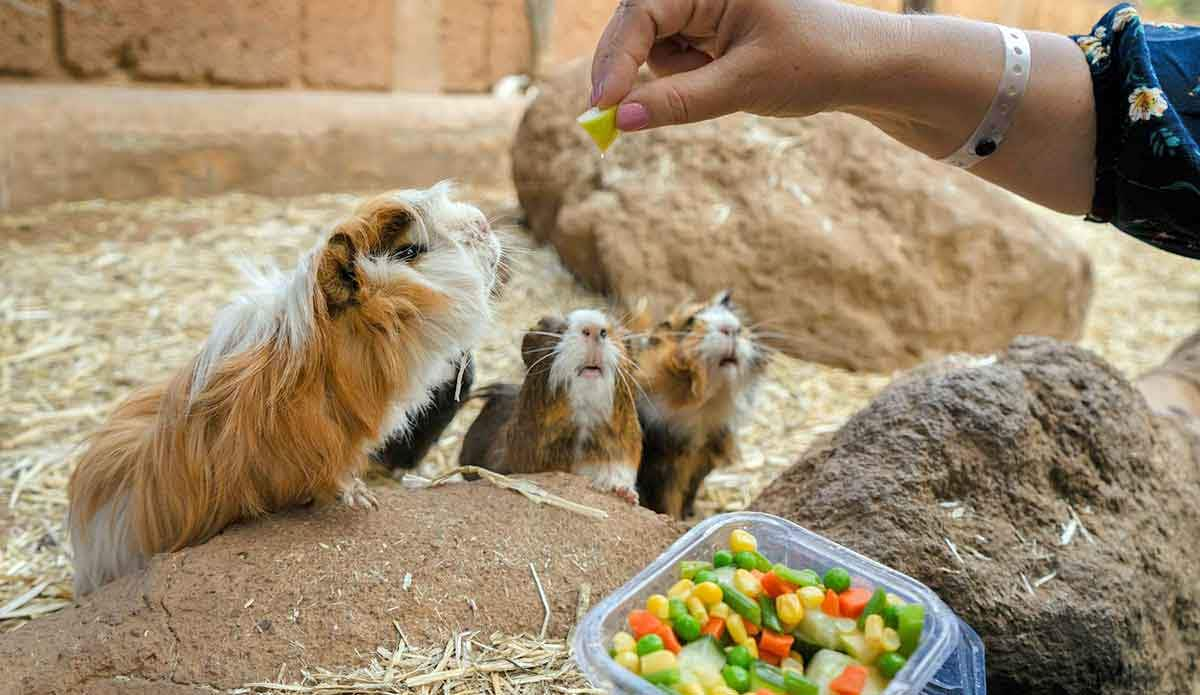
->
xmin=941 ymin=24 xmax=1032 ymax=169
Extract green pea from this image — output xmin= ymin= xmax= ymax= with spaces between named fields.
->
xmin=722 ymin=664 xmax=751 ymax=693
xmin=726 ymin=644 xmax=754 ymax=669
xmin=878 ymin=652 xmax=908 ymax=679
xmin=636 ymin=633 xmax=664 ymax=656
xmin=822 ymin=567 xmax=851 ymax=593
xmin=734 ymin=551 xmax=759 ymax=570
xmin=713 ymin=550 xmax=735 ymax=568
xmin=644 ymin=666 xmax=681 ymax=686
xmin=668 ymin=598 xmax=689 ymax=623
xmin=883 ymin=603 xmax=901 ymax=629
xmin=694 ymin=569 xmax=720 ymax=586
xmin=674 ymin=614 xmax=702 ymax=642
xmin=680 ymin=560 xmax=714 ymax=580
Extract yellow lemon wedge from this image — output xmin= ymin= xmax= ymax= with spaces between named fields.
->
xmin=577 ymin=106 xmax=619 ymax=153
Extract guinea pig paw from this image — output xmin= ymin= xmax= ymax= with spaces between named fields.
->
xmin=602 ymin=484 xmax=640 ymax=506
xmin=340 ymin=478 xmax=379 ymax=510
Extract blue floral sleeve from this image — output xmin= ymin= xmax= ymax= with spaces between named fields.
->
xmin=1072 ymin=4 xmax=1200 ymax=258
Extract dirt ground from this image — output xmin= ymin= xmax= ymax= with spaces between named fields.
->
xmin=1 ymin=185 xmax=1198 ymax=681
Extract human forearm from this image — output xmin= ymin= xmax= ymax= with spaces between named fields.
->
xmin=838 ymin=8 xmax=1097 ymax=214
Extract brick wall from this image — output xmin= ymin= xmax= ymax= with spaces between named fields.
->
xmin=0 ymin=1 xmax=1173 ymax=93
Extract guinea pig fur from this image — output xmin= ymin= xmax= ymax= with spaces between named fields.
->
xmin=67 ymin=182 xmax=502 ymax=596
xmin=631 ymin=290 xmax=768 ymax=519
xmin=459 ymin=310 xmax=642 ymax=503
xmin=371 ymin=351 xmax=474 ymax=473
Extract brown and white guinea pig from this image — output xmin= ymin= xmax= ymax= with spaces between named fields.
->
xmin=459 ymin=310 xmax=643 ymax=503
xmin=67 ymin=182 xmax=502 ymax=596
xmin=631 ymin=290 xmax=768 ymax=519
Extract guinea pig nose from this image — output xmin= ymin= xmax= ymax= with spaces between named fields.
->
xmin=582 ymin=327 xmax=592 ymax=338
xmin=719 ymin=325 xmax=736 ymax=337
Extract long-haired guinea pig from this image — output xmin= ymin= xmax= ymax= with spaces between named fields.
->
xmin=631 ymin=290 xmax=768 ymax=519
xmin=371 ymin=351 xmax=474 ymax=473
xmin=67 ymin=182 xmax=502 ymax=596
xmin=459 ymin=310 xmax=643 ymax=503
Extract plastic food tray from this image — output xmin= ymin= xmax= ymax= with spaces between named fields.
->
xmin=573 ymin=512 xmax=986 ymax=694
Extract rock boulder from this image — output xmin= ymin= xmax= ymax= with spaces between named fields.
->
xmin=512 ymin=61 xmax=1094 ymax=372
xmin=751 ymin=337 xmax=1200 ymax=694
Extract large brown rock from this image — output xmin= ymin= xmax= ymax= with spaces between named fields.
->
xmin=0 ymin=0 xmax=52 ymax=76
xmin=1137 ymin=330 xmax=1200 ymax=427
xmin=59 ymin=0 xmax=301 ymax=86
xmin=751 ymin=337 xmax=1200 ymax=694
xmin=302 ymin=0 xmax=393 ymax=90
xmin=0 ymin=473 xmax=684 ymax=695
xmin=512 ymin=61 xmax=1095 ymax=372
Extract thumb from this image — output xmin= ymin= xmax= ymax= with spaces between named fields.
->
xmin=614 ymin=55 xmax=748 ymax=131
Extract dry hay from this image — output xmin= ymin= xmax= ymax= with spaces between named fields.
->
xmin=1 ymin=187 xmax=1197 ymax=692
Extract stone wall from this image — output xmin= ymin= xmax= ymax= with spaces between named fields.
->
xmin=0 ymin=0 xmax=1156 ymax=93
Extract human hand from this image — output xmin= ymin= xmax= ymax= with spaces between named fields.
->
xmin=588 ymin=0 xmax=890 ymax=131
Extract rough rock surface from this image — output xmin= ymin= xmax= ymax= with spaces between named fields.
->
xmin=512 ymin=61 xmax=1095 ymax=372
xmin=0 ymin=0 xmax=52 ymax=76
xmin=302 ymin=0 xmax=393 ymax=90
xmin=58 ymin=0 xmax=301 ymax=86
xmin=751 ymin=337 xmax=1200 ymax=694
xmin=0 ymin=474 xmax=685 ymax=695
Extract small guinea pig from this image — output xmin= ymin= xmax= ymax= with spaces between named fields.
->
xmin=632 ymin=290 xmax=768 ymax=519
xmin=371 ymin=351 xmax=474 ymax=473
xmin=67 ymin=182 xmax=502 ymax=596
xmin=459 ymin=310 xmax=642 ymax=503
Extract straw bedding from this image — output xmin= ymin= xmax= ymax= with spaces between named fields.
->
xmin=1 ymin=187 xmax=1196 ymax=692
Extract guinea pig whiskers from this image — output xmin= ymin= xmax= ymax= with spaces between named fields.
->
xmin=523 ymin=348 xmax=560 ymax=376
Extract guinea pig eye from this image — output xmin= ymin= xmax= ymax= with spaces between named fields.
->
xmin=684 ymin=315 xmax=696 ymax=329
xmin=388 ymin=243 xmax=427 ymax=263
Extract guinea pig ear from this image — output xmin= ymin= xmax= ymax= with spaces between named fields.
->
xmin=712 ymin=289 xmax=733 ymax=307
xmin=356 ymin=194 xmax=423 ymax=257
xmin=316 ymin=219 xmax=369 ymax=315
xmin=520 ymin=316 xmax=567 ymax=369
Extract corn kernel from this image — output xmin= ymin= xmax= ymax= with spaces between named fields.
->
xmin=699 ymin=670 xmax=726 ymax=689
xmin=677 ymin=683 xmax=705 ymax=695
xmin=693 ymin=581 xmax=723 ymax=606
xmin=733 ymin=569 xmax=762 ymax=598
xmin=781 ymin=655 xmax=805 ymax=675
xmin=708 ymin=687 xmax=739 ymax=695
xmin=799 ymin=585 xmax=825 ymax=609
xmin=730 ymin=529 xmax=758 ymax=554
xmin=615 ymin=650 xmax=640 ymax=673
xmin=641 ymin=649 xmax=677 ymax=675
xmin=835 ymin=618 xmax=858 ymax=634
xmin=776 ymin=593 xmax=803 ymax=627
xmin=740 ymin=638 xmax=759 ymax=660
xmin=864 ymin=614 xmax=885 ymax=646
xmin=668 ymin=579 xmax=695 ymax=600
xmin=710 ymin=602 xmax=731 ymax=619
xmin=612 ymin=631 xmax=637 ymax=653
xmin=647 ymin=594 xmax=670 ymax=620
xmin=687 ymin=596 xmax=710 ymax=624
xmin=726 ymin=613 xmax=749 ymax=644
xmin=881 ymin=627 xmax=902 ymax=652
xmin=885 ymin=593 xmax=906 ymax=608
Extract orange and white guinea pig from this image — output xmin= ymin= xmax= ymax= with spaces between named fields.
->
xmin=67 ymin=182 xmax=502 ymax=596
xmin=458 ymin=310 xmax=643 ymax=503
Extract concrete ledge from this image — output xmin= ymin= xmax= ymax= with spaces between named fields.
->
xmin=0 ymin=85 xmax=528 ymax=211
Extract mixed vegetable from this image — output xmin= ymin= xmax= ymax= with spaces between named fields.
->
xmin=608 ymin=530 xmax=924 ymax=695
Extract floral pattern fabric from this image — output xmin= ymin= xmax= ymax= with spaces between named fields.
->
xmin=1071 ymin=4 xmax=1200 ymax=258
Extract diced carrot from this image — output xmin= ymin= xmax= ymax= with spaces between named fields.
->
xmin=757 ymin=690 xmax=776 ymax=695
xmin=759 ymin=629 xmax=795 ymax=657
xmin=744 ymin=619 xmax=761 ymax=636
xmin=759 ymin=651 xmax=782 ymax=667
xmin=838 ymin=587 xmax=873 ymax=619
xmin=655 ymin=624 xmax=682 ymax=653
xmin=822 ymin=589 xmax=842 ymax=617
xmin=701 ymin=617 xmax=725 ymax=639
xmin=628 ymin=609 xmax=663 ymax=638
xmin=830 ymin=664 xmax=868 ymax=695
xmin=760 ymin=571 xmax=798 ymax=598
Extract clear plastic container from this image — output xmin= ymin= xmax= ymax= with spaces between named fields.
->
xmin=573 ymin=512 xmax=986 ymax=695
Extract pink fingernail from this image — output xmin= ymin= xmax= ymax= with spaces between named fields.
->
xmin=616 ymin=103 xmax=650 ymax=131
xmin=590 ymin=79 xmax=604 ymax=106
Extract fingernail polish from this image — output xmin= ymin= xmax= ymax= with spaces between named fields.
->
xmin=590 ymin=80 xmax=604 ymax=106
xmin=616 ymin=103 xmax=650 ymax=131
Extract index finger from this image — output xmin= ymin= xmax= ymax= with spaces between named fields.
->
xmin=590 ymin=0 xmax=695 ymax=108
